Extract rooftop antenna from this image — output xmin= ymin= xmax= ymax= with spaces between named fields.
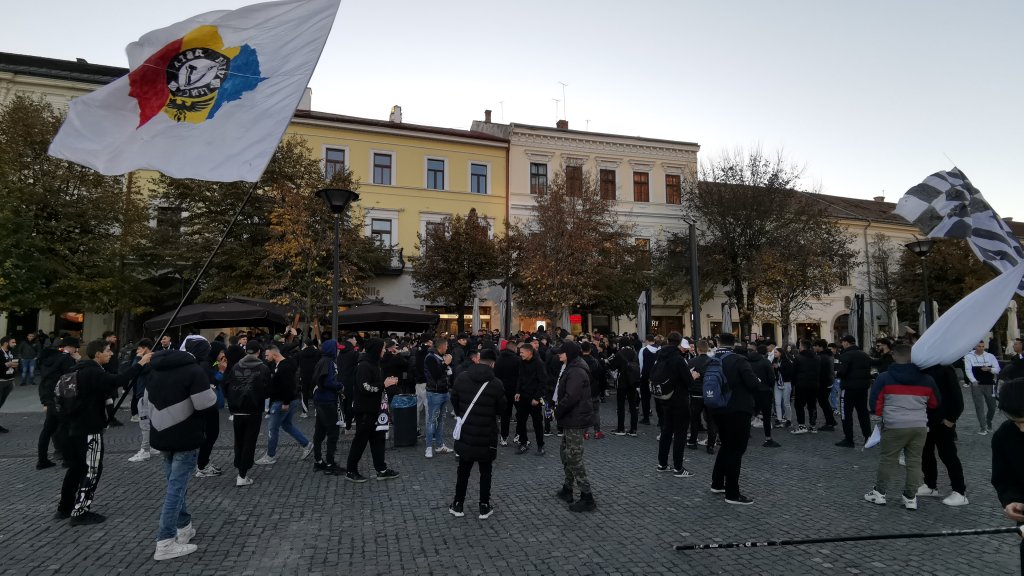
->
xmin=498 ymin=101 xmax=504 ymax=122
xmin=552 ymin=98 xmax=560 ymax=123
xmin=586 ymin=119 xmax=590 ymax=131
xmin=558 ymin=81 xmax=568 ymax=120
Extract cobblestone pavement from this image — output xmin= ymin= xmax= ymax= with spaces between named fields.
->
xmin=0 ymin=385 xmax=1019 ymax=575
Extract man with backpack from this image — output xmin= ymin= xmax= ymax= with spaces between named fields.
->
xmin=699 ymin=333 xmax=759 ymax=505
xmin=227 ymin=340 xmax=270 ymax=486
xmin=37 ymin=337 xmax=79 ymax=469
xmin=56 ymin=339 xmax=150 ymax=525
xmin=653 ymin=333 xmax=696 ymax=477
xmin=687 ymin=340 xmax=718 ymax=454
xmin=608 ymin=336 xmax=641 ymax=436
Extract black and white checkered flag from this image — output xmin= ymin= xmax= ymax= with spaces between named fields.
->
xmin=894 ymin=168 xmax=1024 ymax=295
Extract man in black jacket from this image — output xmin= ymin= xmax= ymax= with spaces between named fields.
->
xmin=514 ymin=343 xmax=547 ymax=455
xmin=256 ymin=345 xmax=313 ymax=466
xmin=748 ymin=345 xmax=780 ymax=448
xmin=608 ymin=338 xmax=640 ymax=436
xmin=146 ymin=336 xmax=217 ymax=561
xmin=226 ymin=340 xmax=269 ymax=486
xmin=814 ymin=339 xmax=839 ymax=431
xmin=655 ymin=333 xmax=696 ymax=475
xmin=791 ymin=340 xmax=820 ymax=434
xmin=687 ymin=340 xmax=718 ymax=454
xmin=337 ymin=334 xmax=360 ymax=431
xmin=918 ymin=364 xmax=968 ymax=506
xmin=37 ymin=337 xmax=79 ymax=469
xmin=581 ymin=342 xmax=605 ymax=440
xmin=836 ymin=335 xmax=874 ymax=448
xmin=703 ymin=333 xmax=759 ymax=505
xmin=552 ymin=340 xmax=596 ymax=512
xmin=345 ymin=338 xmax=400 ymax=482
xmin=494 ymin=343 xmax=520 ymax=446
xmin=56 ymin=339 xmax=148 ymax=525
xmin=449 ymin=348 xmax=505 ymax=519
xmin=296 ymin=339 xmax=320 ymax=418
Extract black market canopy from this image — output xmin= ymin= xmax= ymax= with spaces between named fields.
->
xmin=336 ymin=302 xmax=438 ymax=332
xmin=143 ymin=300 xmax=290 ymax=331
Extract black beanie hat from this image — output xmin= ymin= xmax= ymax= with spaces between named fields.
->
xmin=363 ymin=337 xmax=385 ymax=364
xmin=560 ymin=339 xmax=581 ymax=361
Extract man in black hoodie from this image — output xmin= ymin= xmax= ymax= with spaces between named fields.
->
xmin=835 ymin=335 xmax=874 ymax=448
xmin=146 ymin=336 xmax=217 ymax=561
xmin=814 ymin=339 xmax=838 ymax=431
xmin=608 ymin=337 xmax=640 ymax=436
xmin=337 ymin=333 xmax=360 ymax=431
xmin=748 ymin=344 xmax=780 ymax=448
xmin=311 ymin=339 xmax=343 ymax=474
xmin=703 ymin=333 xmax=759 ymax=505
xmin=345 ymin=338 xmax=400 ymax=483
xmin=918 ymin=363 xmax=968 ymax=506
xmin=56 ymin=339 xmax=148 ymax=525
xmin=514 ymin=342 xmax=547 ymax=455
xmin=493 ymin=342 xmax=520 ymax=446
xmin=791 ymin=339 xmax=820 ymax=435
xmin=37 ymin=337 xmax=79 ymax=469
xmin=226 ymin=340 xmax=269 ymax=486
xmin=449 ymin=348 xmax=506 ymax=519
xmin=553 ymin=340 xmax=596 ymax=512
xmin=655 ymin=332 xmax=696 ymax=475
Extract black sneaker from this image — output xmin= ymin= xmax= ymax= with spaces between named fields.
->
xmin=313 ymin=461 xmax=327 ymax=471
xmin=673 ymin=468 xmax=694 ymax=478
xmin=656 ymin=464 xmax=671 ymax=472
xmin=706 ymin=445 xmax=716 ymax=455
xmin=835 ymin=439 xmax=856 ymax=448
xmin=516 ymin=443 xmax=530 ymax=455
xmin=448 ymin=501 xmax=465 ymax=517
xmin=819 ymin=424 xmax=836 ymax=432
xmin=36 ymin=459 xmax=57 ymax=470
xmin=725 ymin=494 xmax=754 ymax=505
xmin=478 ymin=503 xmax=494 ymax=519
xmin=0 ymin=425 xmax=9 ymax=433
xmin=69 ymin=511 xmax=106 ymax=526
xmin=626 ymin=430 xmax=638 ymax=437
xmin=536 ymin=446 xmax=545 ymax=457
xmin=762 ymin=439 xmax=782 ymax=448
xmin=323 ymin=463 xmax=345 ymax=476
xmin=345 ymin=471 xmax=368 ymax=483
xmin=376 ymin=468 xmax=400 ymax=481
xmin=568 ymin=492 xmax=597 ymax=513
xmin=612 ymin=429 xmax=626 ymax=436
xmin=53 ymin=510 xmax=71 ymax=520
xmin=555 ymin=485 xmax=574 ymax=503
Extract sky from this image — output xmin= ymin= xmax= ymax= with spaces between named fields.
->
xmin=3 ymin=0 xmax=1022 ymax=219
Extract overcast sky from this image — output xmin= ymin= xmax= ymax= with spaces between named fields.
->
xmin=3 ymin=0 xmax=1022 ymax=219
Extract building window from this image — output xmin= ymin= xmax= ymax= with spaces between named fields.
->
xmin=424 ymin=220 xmax=447 ymax=239
xmin=372 ymin=152 xmax=393 ymax=185
xmin=427 ymin=158 xmax=445 ymax=190
xmin=665 ymin=174 xmax=681 ymax=205
xmin=325 ymin=148 xmax=346 ymax=180
xmin=633 ymin=171 xmax=649 ymax=202
xmin=565 ymin=165 xmax=583 ymax=196
xmin=529 ymin=162 xmax=548 ymax=195
xmin=635 ymin=238 xmax=651 ymax=270
xmin=370 ymin=218 xmax=393 ymax=247
xmin=600 ymin=169 xmax=616 ymax=200
xmin=470 ymin=163 xmax=488 ymax=194
xmin=839 ymin=268 xmax=850 ymax=286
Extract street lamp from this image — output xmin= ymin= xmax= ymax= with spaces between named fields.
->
xmin=317 ymin=188 xmax=360 ymax=340
xmin=904 ymin=239 xmax=935 ymax=330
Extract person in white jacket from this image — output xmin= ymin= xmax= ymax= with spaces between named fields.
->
xmin=963 ymin=341 xmax=1000 ymax=435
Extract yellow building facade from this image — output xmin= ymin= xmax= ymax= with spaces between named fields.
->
xmin=288 ymin=107 xmax=509 ymax=332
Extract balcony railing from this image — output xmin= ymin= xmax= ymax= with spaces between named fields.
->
xmin=377 ymin=247 xmax=405 ymax=275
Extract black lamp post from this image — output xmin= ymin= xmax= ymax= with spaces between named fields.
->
xmin=317 ymin=188 xmax=360 ymax=340
xmin=905 ymin=239 xmax=935 ymax=330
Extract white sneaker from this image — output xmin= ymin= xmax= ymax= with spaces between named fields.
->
xmin=235 ymin=475 xmax=253 ymax=487
xmin=154 ymin=538 xmax=197 ymax=561
xmin=149 ymin=448 xmax=161 ymax=456
xmin=942 ymin=491 xmax=969 ymax=507
xmin=301 ymin=443 xmax=314 ymax=460
xmin=254 ymin=454 xmax=277 ymax=465
xmin=228 ymin=415 xmax=234 ymax=421
xmin=898 ymin=453 xmax=906 ymax=466
xmin=130 ymin=415 xmax=141 ymax=423
xmin=902 ymin=495 xmax=918 ymax=510
xmin=128 ymin=449 xmax=151 ymax=463
xmin=916 ymin=485 xmax=941 ymax=497
xmin=194 ymin=464 xmax=222 ymax=478
xmin=696 ymin=438 xmax=708 ymax=446
xmin=175 ymin=523 xmax=195 ymax=545
xmin=864 ymin=490 xmax=887 ymax=505
xmin=435 ymin=445 xmax=453 ymax=454
xmin=499 ymin=436 xmax=508 ymax=447
xmin=791 ymin=425 xmax=809 ymax=435
xmin=978 ymin=429 xmax=988 ymax=436
xmin=425 ymin=447 xmax=433 ymax=459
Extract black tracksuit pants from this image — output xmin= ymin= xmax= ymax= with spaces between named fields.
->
xmin=794 ymin=386 xmax=817 ymax=427
xmin=313 ymin=400 xmax=340 ymax=465
xmin=841 ymin=387 xmax=872 ymax=443
xmin=500 ymin=388 xmax=516 ymax=440
xmin=658 ymin=402 xmax=689 ymax=470
xmin=754 ymin=390 xmax=774 ymax=439
xmin=688 ymin=395 xmax=717 ymax=445
xmin=454 ymin=457 xmax=493 ymax=505
xmin=711 ymin=411 xmax=752 ymax=499
xmin=197 ymin=407 xmax=219 ymax=470
xmin=817 ymin=385 xmax=837 ymax=426
xmin=515 ymin=399 xmax=544 ymax=448
xmin=347 ymin=411 xmax=387 ymax=474
xmin=639 ymin=379 xmax=652 ymax=421
xmin=616 ymin=384 xmax=638 ymax=432
xmin=37 ymin=404 xmax=62 ymax=462
xmin=232 ymin=414 xmax=262 ymax=478
xmin=922 ymin=422 xmax=966 ymax=495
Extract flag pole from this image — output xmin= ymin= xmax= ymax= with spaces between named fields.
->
xmin=106 ymin=178 xmax=261 ymax=424
xmin=673 ymin=525 xmax=1023 ymax=551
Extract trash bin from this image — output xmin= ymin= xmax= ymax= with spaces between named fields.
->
xmin=391 ymin=394 xmax=418 ymax=447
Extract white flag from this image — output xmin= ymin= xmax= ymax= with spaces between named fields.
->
xmin=49 ymin=0 xmax=341 ymax=183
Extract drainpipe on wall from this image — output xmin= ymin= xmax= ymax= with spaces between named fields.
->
xmin=862 ymin=219 xmax=874 ymax=343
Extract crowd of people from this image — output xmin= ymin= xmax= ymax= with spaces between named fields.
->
xmin=7 ymin=323 xmax=1024 ymax=568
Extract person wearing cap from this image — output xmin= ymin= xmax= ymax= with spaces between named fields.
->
xmin=345 ymin=338 xmax=400 ymax=482
xmin=835 ymin=335 xmax=874 ymax=448
xmin=448 ymin=348 xmax=505 ymax=518
xmin=655 ymin=333 xmax=697 ymax=475
xmin=145 ymin=335 xmax=217 ymax=560
xmin=451 ymin=333 xmax=471 ymax=377
xmin=226 ymin=340 xmax=270 ymax=486
xmin=552 ymin=340 xmax=596 ymax=512
xmin=36 ymin=337 xmax=80 ymax=468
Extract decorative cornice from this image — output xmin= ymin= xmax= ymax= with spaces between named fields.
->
xmin=629 ymin=159 xmax=654 ymax=172
xmin=512 ymin=131 xmax=697 ymax=163
xmin=595 ymin=156 xmax=622 ymax=169
xmin=524 ymin=150 xmax=554 ymax=163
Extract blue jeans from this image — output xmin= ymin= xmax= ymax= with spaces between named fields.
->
xmin=829 ymin=378 xmax=841 ymax=411
xmin=158 ymin=449 xmax=197 ymax=541
xmin=20 ymin=358 xmax=35 ymax=383
xmin=425 ymin=391 xmax=449 ymax=449
xmin=267 ymin=401 xmax=308 ymax=457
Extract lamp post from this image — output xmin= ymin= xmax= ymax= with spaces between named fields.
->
xmin=905 ymin=239 xmax=935 ymax=330
xmin=317 ymin=188 xmax=360 ymax=340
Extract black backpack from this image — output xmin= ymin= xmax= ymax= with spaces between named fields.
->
xmin=649 ymin=356 xmax=676 ymax=401
xmin=53 ymin=371 xmax=81 ymax=415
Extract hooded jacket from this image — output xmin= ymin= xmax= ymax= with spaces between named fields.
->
xmin=227 ymin=354 xmax=270 ymax=415
xmin=607 ymin=345 xmax=640 ymax=388
xmin=553 ymin=355 xmax=594 ymax=429
xmin=311 ymin=339 xmax=341 ymax=403
xmin=709 ymin=348 xmax=759 ymax=415
xmin=450 ymin=362 xmax=506 ymax=460
xmin=38 ymin=349 xmax=75 ymax=406
xmin=336 ymin=340 xmax=360 ymax=391
xmin=653 ymin=344 xmax=693 ymax=408
xmin=923 ymin=364 xmax=963 ymax=425
xmin=353 ymin=338 xmax=386 ymax=415
xmin=146 ymin=350 xmax=217 ymax=452
xmin=746 ymin=351 xmax=775 ymax=393
xmin=493 ymin=348 xmax=520 ymax=396
xmin=297 ymin=343 xmax=320 ymax=391
xmin=65 ymin=359 xmax=142 ymax=436
xmin=837 ymin=345 xmax=873 ymax=391
xmin=424 ymin=348 xmax=452 ymax=392
xmin=869 ymin=362 xmax=940 ymax=429
xmin=515 ymin=350 xmax=547 ymax=400
xmin=794 ymin=349 xmax=820 ymax=390
xmin=268 ymin=356 xmax=299 ymax=404
xmin=817 ymin=349 xmax=835 ymax=389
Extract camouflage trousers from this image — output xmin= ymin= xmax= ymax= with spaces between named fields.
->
xmin=560 ymin=427 xmax=592 ymax=494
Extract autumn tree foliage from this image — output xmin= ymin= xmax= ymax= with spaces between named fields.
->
xmin=408 ymin=208 xmax=500 ymax=332
xmin=510 ymin=167 xmax=647 ymax=321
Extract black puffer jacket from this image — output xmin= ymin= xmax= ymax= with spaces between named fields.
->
xmin=708 ymin=349 xmax=759 ymax=415
xmin=794 ymin=349 xmax=820 ymax=390
xmin=923 ymin=364 xmax=964 ymax=425
xmin=818 ymin=350 xmax=835 ymax=389
xmin=65 ymin=359 xmax=142 ymax=437
xmin=837 ymin=346 xmax=873 ymax=391
xmin=747 ymin=351 xmax=775 ymax=393
xmin=516 ymin=353 xmax=547 ymax=400
xmin=147 ymin=350 xmax=216 ymax=452
xmin=493 ymin=348 xmax=520 ymax=396
xmin=553 ymin=357 xmax=593 ymax=428
xmin=39 ymin=349 xmax=75 ymax=406
xmin=450 ymin=363 xmax=506 ymax=460
xmin=654 ymin=345 xmax=693 ymax=408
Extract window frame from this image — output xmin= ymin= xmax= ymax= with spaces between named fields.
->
xmin=599 ymin=168 xmax=616 ymax=201
xmin=665 ymin=173 xmax=681 ymax=205
xmin=565 ymin=164 xmax=583 ymax=196
xmin=425 ymin=157 xmax=447 ymax=191
xmin=469 ymin=161 xmax=490 ymax=195
xmin=323 ymin=146 xmax=348 ymax=181
xmin=370 ymin=151 xmax=394 ymax=186
xmin=370 ymin=217 xmax=394 ymax=248
xmin=529 ymin=162 xmax=548 ymax=195
xmin=633 ymin=171 xmax=650 ymax=202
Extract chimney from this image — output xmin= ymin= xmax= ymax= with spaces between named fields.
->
xmin=556 ymin=119 xmax=569 ymax=130
xmin=873 ymin=195 xmax=885 ymax=202
xmin=1004 ymin=216 xmax=1014 ymax=223
xmin=389 ymin=105 xmax=402 ymax=123
xmin=296 ymin=87 xmax=312 ymax=111
xmin=484 ymin=109 xmax=492 ymax=123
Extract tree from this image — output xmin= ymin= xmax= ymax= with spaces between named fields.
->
xmin=895 ymin=238 xmax=997 ymax=326
xmin=650 ymin=231 xmax=717 ymax=319
xmin=684 ymin=147 xmax=858 ymax=339
xmin=510 ymin=167 xmax=646 ymax=323
xmin=0 ymin=94 xmax=153 ymax=324
xmin=409 ymin=208 xmax=500 ymax=333
xmin=862 ymin=232 xmax=905 ymax=335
